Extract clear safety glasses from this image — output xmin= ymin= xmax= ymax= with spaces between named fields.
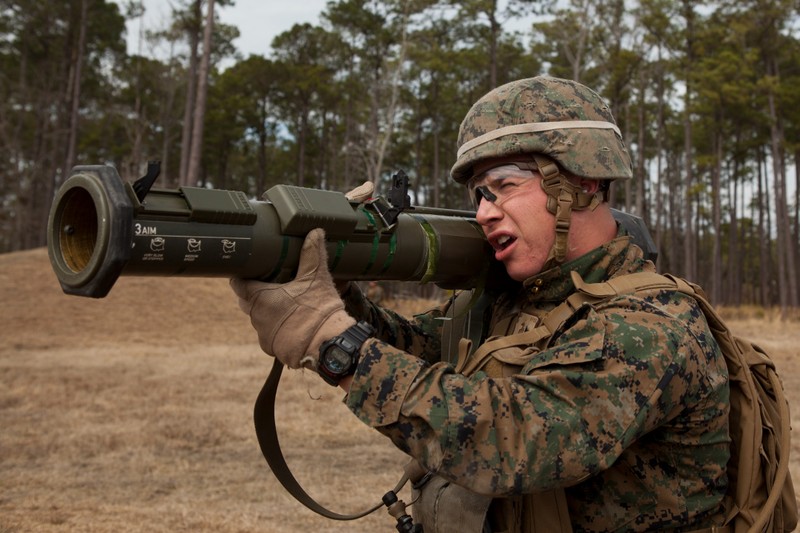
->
xmin=466 ymin=164 xmax=540 ymax=210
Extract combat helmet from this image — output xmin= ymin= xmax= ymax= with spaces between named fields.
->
xmin=451 ymin=76 xmax=633 ymax=271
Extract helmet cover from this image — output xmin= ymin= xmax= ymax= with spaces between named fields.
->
xmin=451 ymin=76 xmax=633 ymax=184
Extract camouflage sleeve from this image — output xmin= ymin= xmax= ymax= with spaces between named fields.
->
xmin=340 ymin=282 xmax=448 ymax=363
xmin=345 ymin=292 xmax=729 ymax=497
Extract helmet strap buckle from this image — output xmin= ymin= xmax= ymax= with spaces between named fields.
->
xmin=534 ymin=154 xmax=602 ymax=268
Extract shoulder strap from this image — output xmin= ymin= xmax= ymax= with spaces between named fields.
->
xmin=569 ymin=270 xmax=686 ymax=299
xmin=457 ymin=325 xmax=554 ymax=376
xmin=253 ymin=361 xmax=408 ymax=521
xmin=441 ymin=289 xmax=492 ymax=366
xmin=456 ymin=283 xmax=608 ymax=377
xmin=461 ymin=271 xmax=684 ymax=376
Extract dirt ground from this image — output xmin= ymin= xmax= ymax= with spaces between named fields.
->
xmin=1 ymin=248 xmax=799 ymax=532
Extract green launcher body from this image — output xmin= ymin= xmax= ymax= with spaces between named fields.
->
xmin=47 ymin=165 xmax=497 ymax=298
xmin=47 ymin=164 xmax=656 ymax=299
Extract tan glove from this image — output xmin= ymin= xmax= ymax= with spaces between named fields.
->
xmin=344 ymin=181 xmax=374 ymax=202
xmin=231 ymin=228 xmax=355 ymax=369
xmin=336 ymin=181 xmax=375 ymax=295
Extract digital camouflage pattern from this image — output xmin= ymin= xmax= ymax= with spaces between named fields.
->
xmin=450 ymin=76 xmax=633 ymax=184
xmin=341 ymin=233 xmax=730 ymax=532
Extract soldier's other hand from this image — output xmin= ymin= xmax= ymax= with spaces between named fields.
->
xmin=230 ymin=228 xmax=355 ymax=369
xmin=335 ymin=181 xmax=374 ymax=296
xmin=344 ymin=181 xmax=374 ymax=203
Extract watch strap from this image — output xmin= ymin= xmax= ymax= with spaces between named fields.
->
xmin=341 ymin=320 xmax=375 ymax=347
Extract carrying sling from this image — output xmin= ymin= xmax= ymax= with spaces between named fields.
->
xmin=252 ymin=360 xmax=410 ymax=521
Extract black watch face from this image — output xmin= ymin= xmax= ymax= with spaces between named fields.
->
xmin=322 ymin=346 xmax=352 ymax=375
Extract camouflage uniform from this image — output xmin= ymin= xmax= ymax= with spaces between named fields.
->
xmin=339 ymin=76 xmax=729 ymax=531
xmin=342 ymin=231 xmax=730 ymax=532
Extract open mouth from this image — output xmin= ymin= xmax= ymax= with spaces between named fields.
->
xmin=493 ymin=234 xmax=516 ymax=252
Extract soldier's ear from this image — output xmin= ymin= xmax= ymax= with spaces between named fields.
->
xmin=578 ymin=179 xmax=601 ymax=194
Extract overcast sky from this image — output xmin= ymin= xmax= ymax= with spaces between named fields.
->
xmin=121 ymin=1 xmax=330 ymax=59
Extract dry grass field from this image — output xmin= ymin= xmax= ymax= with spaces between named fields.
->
xmin=2 ymin=247 xmax=799 ymax=532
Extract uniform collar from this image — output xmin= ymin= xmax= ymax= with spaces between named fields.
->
xmin=521 ymin=226 xmax=650 ymax=303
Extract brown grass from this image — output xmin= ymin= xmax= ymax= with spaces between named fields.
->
xmin=1 ymin=248 xmax=798 ymax=532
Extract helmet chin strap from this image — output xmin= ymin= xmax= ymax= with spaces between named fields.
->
xmin=532 ymin=155 xmax=603 ymax=271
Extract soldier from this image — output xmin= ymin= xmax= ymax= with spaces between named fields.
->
xmin=231 ymin=76 xmax=730 ymax=532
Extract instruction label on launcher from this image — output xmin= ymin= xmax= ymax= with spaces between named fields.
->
xmin=129 ymin=221 xmax=253 ymax=275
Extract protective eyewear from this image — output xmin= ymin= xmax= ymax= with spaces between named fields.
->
xmin=467 ymin=164 xmax=540 ymax=210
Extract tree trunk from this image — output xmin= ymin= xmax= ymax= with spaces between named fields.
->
xmin=635 ymin=72 xmax=646 ymax=220
xmin=129 ymin=1 xmax=147 ymax=181
xmin=412 ymin=95 xmax=423 ymax=205
xmin=63 ymin=0 xmax=88 ymax=179
xmin=766 ymin=78 xmax=799 ymax=313
xmin=682 ymin=116 xmax=695 ymax=281
xmin=372 ymin=6 xmax=409 ymax=188
xmin=160 ymin=49 xmax=179 ymax=187
xmin=653 ymin=54 xmax=666 ymax=271
xmin=765 ymin=162 xmax=774 ymax=305
xmin=728 ymin=157 xmax=740 ymax=306
xmin=756 ymin=160 xmax=767 ymax=305
xmin=668 ymin=151 xmax=682 ymax=274
xmin=486 ymin=0 xmax=499 ymax=88
xmin=681 ymin=0 xmax=696 ymax=282
xmin=186 ymin=0 xmax=215 ymax=187
xmin=297 ymin=111 xmax=308 ymax=186
xmin=795 ymin=148 xmax=800 ymax=293
xmin=710 ymin=131 xmax=722 ymax=305
xmin=179 ymin=0 xmax=202 ymax=186
xmin=256 ymin=98 xmax=268 ymax=195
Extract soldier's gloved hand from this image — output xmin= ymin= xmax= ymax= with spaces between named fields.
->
xmin=344 ymin=181 xmax=374 ymax=203
xmin=336 ymin=181 xmax=375 ymax=295
xmin=230 ymin=228 xmax=355 ymax=369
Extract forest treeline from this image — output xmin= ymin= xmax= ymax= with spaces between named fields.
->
xmin=1 ymin=0 xmax=799 ymax=311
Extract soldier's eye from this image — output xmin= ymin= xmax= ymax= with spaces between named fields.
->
xmin=474 ymin=186 xmax=497 ymax=206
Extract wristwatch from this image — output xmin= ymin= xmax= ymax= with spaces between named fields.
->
xmin=318 ymin=321 xmax=376 ymax=386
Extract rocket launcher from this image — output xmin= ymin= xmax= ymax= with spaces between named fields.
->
xmin=47 ymin=162 xmax=657 ymax=299
xmin=46 ymin=162 xmax=499 ymax=298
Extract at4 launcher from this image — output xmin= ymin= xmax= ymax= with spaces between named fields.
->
xmin=46 ymin=162 xmax=657 ymax=299
xmin=47 ymin=162 xmax=496 ymax=298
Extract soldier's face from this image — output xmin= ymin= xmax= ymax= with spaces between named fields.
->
xmin=470 ymin=165 xmax=556 ymax=281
